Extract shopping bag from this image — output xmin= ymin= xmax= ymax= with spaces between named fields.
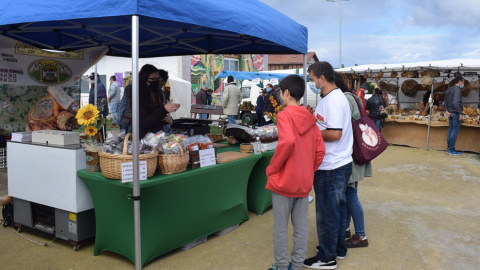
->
xmin=352 ymin=98 xmax=388 ymax=164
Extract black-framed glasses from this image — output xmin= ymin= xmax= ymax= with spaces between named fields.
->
xmin=148 ymin=77 xmax=160 ymax=82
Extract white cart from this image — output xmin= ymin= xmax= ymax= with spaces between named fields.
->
xmin=7 ymin=141 xmax=95 ymax=251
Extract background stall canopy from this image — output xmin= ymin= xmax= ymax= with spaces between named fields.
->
xmin=0 ymin=0 xmax=308 ymax=57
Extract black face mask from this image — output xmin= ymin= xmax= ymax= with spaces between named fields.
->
xmin=149 ymin=81 xmax=160 ymax=91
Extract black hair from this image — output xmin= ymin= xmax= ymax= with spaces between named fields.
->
xmin=110 ymin=75 xmax=116 ymax=81
xmin=227 ymin=75 xmax=234 ymax=83
xmin=375 ymin=88 xmax=382 ymax=95
xmin=307 ymin=61 xmax=335 ymax=83
xmin=139 ymin=64 xmax=158 ymax=87
xmin=334 ymin=72 xmax=350 ymax=93
xmin=158 ymin=69 xmax=169 ymax=81
xmin=454 ymin=76 xmax=465 ymax=84
xmin=279 ymin=74 xmax=305 ymax=101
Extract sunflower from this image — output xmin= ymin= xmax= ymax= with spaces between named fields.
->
xmin=85 ymin=125 xmax=98 ymax=137
xmin=76 ymin=104 xmax=100 ymax=125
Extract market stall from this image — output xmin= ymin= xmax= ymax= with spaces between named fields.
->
xmin=336 ymin=59 xmax=480 ymax=152
xmin=0 ymin=1 xmax=307 ymax=268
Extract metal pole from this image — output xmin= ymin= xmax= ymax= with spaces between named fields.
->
xmin=131 ymin=15 xmax=142 ymax=270
xmin=303 ymin=54 xmax=308 ymax=108
xmin=94 ymin=65 xmax=98 ymax=106
xmin=339 ymin=1 xmax=342 ymax=68
xmin=426 ymin=73 xmax=434 ymax=151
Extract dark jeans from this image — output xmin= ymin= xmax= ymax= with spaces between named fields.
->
xmin=256 ymin=111 xmax=266 ymax=127
xmin=345 ymin=182 xmax=365 ymax=237
xmin=374 ymin=119 xmax=382 ymax=132
xmin=314 ymin=162 xmax=352 ymax=262
xmin=447 ymin=112 xmax=461 ymax=152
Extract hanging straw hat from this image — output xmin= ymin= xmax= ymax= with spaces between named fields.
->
xmin=421 ymin=75 xmax=433 ymax=87
xmin=390 ymin=71 xmax=398 ymax=78
xmin=401 ymin=79 xmax=419 ymax=97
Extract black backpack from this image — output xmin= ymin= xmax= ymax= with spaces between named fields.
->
xmin=2 ymin=202 xmax=14 ymax=227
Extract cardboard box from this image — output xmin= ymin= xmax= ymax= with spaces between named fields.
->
xmin=32 ymin=130 xmax=80 ymax=146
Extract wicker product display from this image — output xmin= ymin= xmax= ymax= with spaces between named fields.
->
xmin=379 ymin=80 xmax=399 ymax=94
xmin=448 ymin=79 xmax=470 ymax=96
xmin=390 ymin=71 xmax=398 ymax=78
xmin=239 ymin=143 xmax=253 ymax=153
xmin=99 ymin=133 xmax=158 ymax=180
xmin=157 ymin=140 xmax=189 ymax=175
xmin=401 ymin=79 xmax=419 ymax=97
xmin=468 ymin=80 xmax=480 ymax=92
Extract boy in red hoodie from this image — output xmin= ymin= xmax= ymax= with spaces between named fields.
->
xmin=266 ymin=75 xmax=326 ymax=270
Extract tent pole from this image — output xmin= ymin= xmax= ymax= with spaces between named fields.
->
xmin=303 ymin=54 xmax=307 ymax=108
xmin=94 ymin=65 xmax=98 ymax=106
xmin=426 ymin=73 xmax=434 ymax=151
xmin=131 ymin=14 xmax=142 ymax=270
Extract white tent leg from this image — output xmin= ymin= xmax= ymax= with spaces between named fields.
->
xmin=131 ymin=14 xmax=142 ymax=270
xmin=426 ymin=73 xmax=434 ymax=151
xmin=303 ymin=54 xmax=307 ymax=107
xmin=94 ymin=65 xmax=98 ymax=106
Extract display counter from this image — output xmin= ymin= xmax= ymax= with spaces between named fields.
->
xmin=77 ymin=153 xmax=261 ymax=266
xmin=383 ymin=118 xmax=480 ymax=153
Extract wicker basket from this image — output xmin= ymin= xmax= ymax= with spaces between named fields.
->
xmin=207 ymin=133 xmax=224 ymax=142
xmin=157 ymin=139 xmax=190 ymax=175
xmin=239 ymin=143 xmax=253 ymax=153
xmin=98 ymin=133 xmax=158 ymax=180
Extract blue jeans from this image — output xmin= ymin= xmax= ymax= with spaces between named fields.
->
xmin=199 ymin=113 xmax=207 ymax=119
xmin=228 ymin=115 xmax=237 ymax=124
xmin=447 ymin=112 xmax=461 ymax=152
xmin=374 ymin=118 xmax=381 ymax=132
xmin=110 ymin=103 xmax=119 ymax=125
xmin=345 ymin=182 xmax=365 ymax=237
xmin=314 ymin=162 xmax=352 ymax=261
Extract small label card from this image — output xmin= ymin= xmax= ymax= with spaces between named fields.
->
xmin=121 ymin=160 xmax=148 ymax=183
xmin=199 ymin=148 xmax=216 ymax=168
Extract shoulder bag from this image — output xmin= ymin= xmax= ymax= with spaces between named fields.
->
xmin=351 ymin=97 xmax=388 ymax=164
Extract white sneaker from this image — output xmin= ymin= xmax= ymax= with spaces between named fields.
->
xmin=308 ymin=196 xmax=314 ymax=203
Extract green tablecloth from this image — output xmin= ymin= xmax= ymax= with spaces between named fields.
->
xmin=216 ymin=144 xmax=274 ymax=215
xmin=77 ymin=153 xmax=261 ymax=266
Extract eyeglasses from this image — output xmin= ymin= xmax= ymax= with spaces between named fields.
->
xmin=148 ymin=77 xmax=160 ymax=82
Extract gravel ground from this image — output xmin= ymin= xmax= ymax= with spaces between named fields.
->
xmin=0 ymin=145 xmax=479 ymax=270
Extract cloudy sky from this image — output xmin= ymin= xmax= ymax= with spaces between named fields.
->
xmin=260 ymin=0 xmax=480 ymax=68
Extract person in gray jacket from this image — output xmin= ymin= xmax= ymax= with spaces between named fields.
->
xmin=444 ymin=76 xmax=465 ymax=156
xmin=196 ymin=86 xmax=208 ymax=119
xmin=222 ymin=76 xmax=242 ymax=124
xmin=108 ymin=75 xmax=121 ymax=128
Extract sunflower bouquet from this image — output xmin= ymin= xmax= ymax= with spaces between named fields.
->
xmin=264 ymin=95 xmax=283 ymax=124
xmin=76 ymin=103 xmax=106 ymax=151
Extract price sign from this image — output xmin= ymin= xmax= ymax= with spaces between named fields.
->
xmin=199 ymin=148 xmax=216 ymax=168
xmin=121 ymin=160 xmax=148 ymax=183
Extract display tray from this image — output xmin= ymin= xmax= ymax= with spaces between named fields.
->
xmin=217 ymin=151 xmax=252 ymax=164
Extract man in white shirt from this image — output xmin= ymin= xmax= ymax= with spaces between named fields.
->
xmin=304 ymin=62 xmax=353 ymax=270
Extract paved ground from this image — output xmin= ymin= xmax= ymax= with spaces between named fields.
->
xmin=0 ymin=145 xmax=479 ymax=270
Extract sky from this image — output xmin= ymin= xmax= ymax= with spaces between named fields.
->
xmin=260 ymin=0 xmax=480 ymax=68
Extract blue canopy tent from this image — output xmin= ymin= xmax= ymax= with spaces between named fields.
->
xmin=0 ymin=0 xmax=308 ymax=268
xmin=215 ymin=70 xmax=307 ymax=81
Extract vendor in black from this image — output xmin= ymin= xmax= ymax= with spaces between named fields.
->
xmin=366 ymin=84 xmax=386 ymax=132
xmin=422 ymin=90 xmax=439 ymax=114
xmin=137 ymin=64 xmax=180 ymax=138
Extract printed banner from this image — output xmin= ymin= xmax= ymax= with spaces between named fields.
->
xmin=0 ymin=35 xmax=107 ymax=87
xmin=0 ymin=36 xmax=108 ymax=133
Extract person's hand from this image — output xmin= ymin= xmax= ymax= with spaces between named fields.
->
xmin=163 ymin=114 xmax=173 ymax=124
xmin=445 ymin=111 xmax=451 ymax=118
xmin=459 ymin=114 xmax=463 ymax=121
xmin=164 ymin=100 xmax=180 ymax=112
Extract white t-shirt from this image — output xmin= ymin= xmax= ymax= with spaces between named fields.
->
xmin=314 ymin=88 xmax=353 ymax=170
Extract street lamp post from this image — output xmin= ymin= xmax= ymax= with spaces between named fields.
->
xmin=327 ymin=0 xmax=349 ymax=68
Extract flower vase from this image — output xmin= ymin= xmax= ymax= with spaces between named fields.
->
xmin=85 ymin=150 xmax=101 ymax=172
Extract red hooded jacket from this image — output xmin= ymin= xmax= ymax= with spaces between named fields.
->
xmin=355 ymin=89 xmax=367 ymax=115
xmin=266 ymin=105 xmax=325 ymax=198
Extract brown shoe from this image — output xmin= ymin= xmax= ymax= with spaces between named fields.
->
xmin=346 ymin=228 xmax=351 ymax=238
xmin=346 ymin=234 xmax=369 ymax=248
